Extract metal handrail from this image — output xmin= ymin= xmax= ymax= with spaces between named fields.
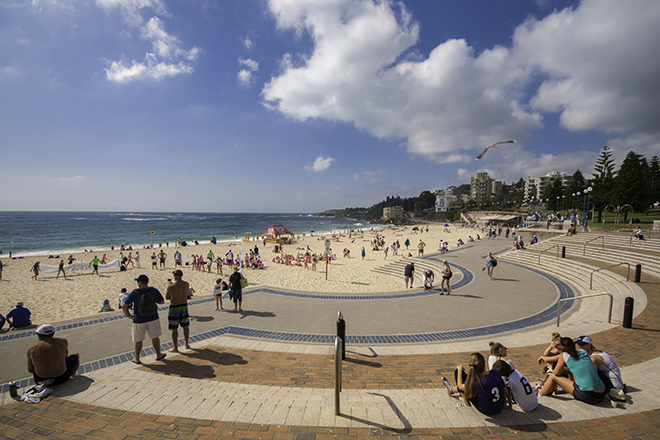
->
xmin=557 ymin=292 xmax=613 ymax=327
xmin=590 ymin=262 xmax=630 ymax=290
xmin=583 ymin=235 xmax=604 ymax=256
xmin=334 ymin=336 xmax=342 ymax=415
xmin=538 ymin=245 xmax=560 ymax=265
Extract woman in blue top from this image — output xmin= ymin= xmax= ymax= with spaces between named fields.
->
xmin=539 ymin=337 xmax=607 ymax=404
xmin=442 ymin=352 xmax=506 ymax=415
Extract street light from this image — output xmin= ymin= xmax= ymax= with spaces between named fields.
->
xmin=562 ymin=195 xmax=565 ymax=214
xmin=556 ymin=196 xmax=560 ymax=213
xmin=572 ymin=193 xmax=576 ymax=212
xmin=584 ymin=186 xmax=593 ymax=228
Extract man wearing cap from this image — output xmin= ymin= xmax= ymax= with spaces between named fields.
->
xmin=6 ymin=301 xmax=32 ymax=330
xmin=27 ymin=324 xmax=79 ymax=386
xmin=166 ymin=269 xmax=191 ymax=352
xmin=122 ymin=274 xmax=166 ymax=364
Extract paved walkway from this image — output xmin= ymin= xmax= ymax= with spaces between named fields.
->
xmin=2 ymin=239 xmax=660 ymax=439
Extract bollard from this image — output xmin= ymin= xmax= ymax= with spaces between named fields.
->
xmin=562 ymin=246 xmax=566 ymax=258
xmin=623 ymin=297 xmax=634 ymax=329
xmin=337 ymin=311 xmax=346 ymax=360
xmin=634 ymin=264 xmax=642 ymax=283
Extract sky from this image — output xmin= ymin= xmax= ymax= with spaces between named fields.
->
xmin=1 ymin=0 xmax=659 ymax=213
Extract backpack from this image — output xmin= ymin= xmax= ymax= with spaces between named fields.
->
xmin=137 ymin=288 xmax=158 ymax=316
xmin=491 ymin=258 xmax=498 ymax=267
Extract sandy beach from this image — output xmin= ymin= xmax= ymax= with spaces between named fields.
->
xmin=0 ymin=223 xmax=479 ymax=326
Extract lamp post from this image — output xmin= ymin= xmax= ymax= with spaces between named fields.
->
xmin=556 ymin=196 xmax=560 ymax=213
xmin=571 ymin=193 xmax=575 ymax=213
xmin=582 ymin=189 xmax=587 ymax=227
xmin=562 ymin=195 xmax=565 ymax=214
xmin=584 ymin=186 xmax=593 ymax=228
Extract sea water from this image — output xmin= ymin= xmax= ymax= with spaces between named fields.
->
xmin=0 ymin=212 xmax=379 ymax=258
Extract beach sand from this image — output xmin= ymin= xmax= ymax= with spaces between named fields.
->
xmin=0 ymin=223 xmax=480 ymax=326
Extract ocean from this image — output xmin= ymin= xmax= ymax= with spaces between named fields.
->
xmin=0 ymin=212 xmax=379 ymax=258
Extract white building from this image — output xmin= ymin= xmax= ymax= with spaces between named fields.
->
xmin=435 ymin=189 xmax=458 ymax=212
xmin=524 ymin=171 xmax=572 ymax=201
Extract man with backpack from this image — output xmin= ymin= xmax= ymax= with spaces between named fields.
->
xmin=122 ymin=274 xmax=166 ymax=364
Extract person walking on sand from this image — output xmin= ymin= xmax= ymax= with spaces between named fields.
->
xmin=90 ymin=255 xmax=100 ymax=275
xmin=151 ymin=252 xmax=158 ymax=270
xmin=122 ymin=274 xmax=166 ymax=364
xmin=384 ymin=246 xmax=388 ymax=260
xmin=165 ymin=269 xmax=191 ymax=352
xmin=361 ymin=246 xmax=366 ymax=260
xmin=56 ymin=259 xmax=66 ymax=279
xmin=30 ymin=261 xmax=41 ymax=280
xmin=404 ymin=261 xmax=415 ymax=289
xmin=484 ymin=252 xmax=496 ymax=280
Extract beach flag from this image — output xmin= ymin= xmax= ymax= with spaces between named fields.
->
xmin=187 ymin=244 xmax=190 ymax=262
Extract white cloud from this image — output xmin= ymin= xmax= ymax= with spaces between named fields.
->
xmin=243 ymin=36 xmax=254 ymax=50
xmin=99 ymin=0 xmax=199 ymax=83
xmin=58 ymin=175 xmax=85 ymax=182
xmin=457 ymin=168 xmax=467 ymax=177
xmin=263 ymin=0 xmax=540 ymax=163
xmin=263 ymin=0 xmax=660 ymax=167
xmin=304 ymin=156 xmax=336 ymax=172
xmin=515 ymin=0 xmax=660 ymax=135
xmin=239 ymin=58 xmax=259 ymax=71
xmin=96 ymin=0 xmax=167 ymax=26
xmin=237 ymin=58 xmax=259 ymax=87
xmin=237 ymin=69 xmax=253 ymax=87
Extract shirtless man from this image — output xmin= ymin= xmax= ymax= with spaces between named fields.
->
xmin=27 ymin=324 xmax=80 ymax=386
xmin=166 ymin=269 xmax=191 ymax=352
xmin=158 ymin=250 xmax=167 ymax=269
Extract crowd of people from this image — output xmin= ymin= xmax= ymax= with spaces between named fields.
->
xmin=440 ymin=332 xmax=626 ymax=415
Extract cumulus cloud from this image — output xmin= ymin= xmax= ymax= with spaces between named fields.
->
xmin=263 ymin=0 xmax=541 ymax=163
xmin=515 ymin=0 xmax=660 ymax=135
xmin=98 ymin=0 xmax=199 ymax=83
xmin=262 ymin=0 xmax=660 ymax=167
xmin=304 ymin=156 xmax=336 ymax=172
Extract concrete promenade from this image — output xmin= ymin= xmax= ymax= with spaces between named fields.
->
xmin=1 ymin=239 xmax=660 ymax=439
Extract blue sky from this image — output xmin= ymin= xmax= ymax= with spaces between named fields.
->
xmin=1 ymin=0 xmax=659 ymax=213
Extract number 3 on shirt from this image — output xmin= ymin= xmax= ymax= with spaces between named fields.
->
xmin=491 ymin=387 xmax=500 ymax=402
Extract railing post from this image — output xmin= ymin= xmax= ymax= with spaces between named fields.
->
xmin=334 ymin=337 xmax=342 ymax=415
xmin=635 ymin=264 xmax=642 ymax=283
xmin=337 ymin=311 xmax=346 ymax=360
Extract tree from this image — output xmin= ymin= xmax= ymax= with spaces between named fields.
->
xmin=591 ymin=146 xmax=617 ymax=222
xmin=613 ymin=151 xmax=651 ymax=220
xmin=650 ymin=156 xmax=660 ymax=209
xmin=544 ymin=177 xmax=565 ymax=213
xmin=566 ymin=169 xmax=586 ymax=212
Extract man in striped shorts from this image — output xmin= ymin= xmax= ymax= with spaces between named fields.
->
xmin=166 ymin=269 xmax=191 ymax=352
